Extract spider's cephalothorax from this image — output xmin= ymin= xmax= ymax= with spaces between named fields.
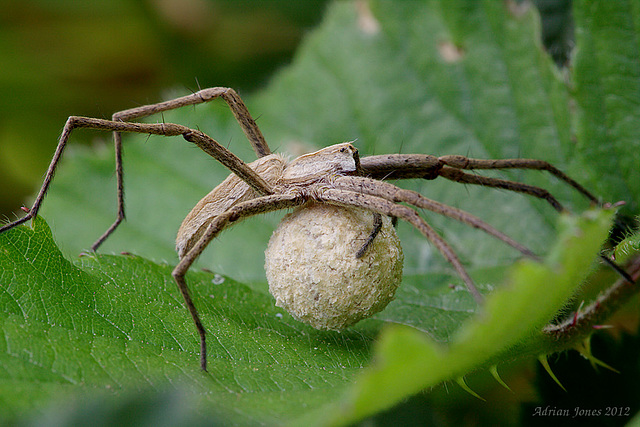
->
xmin=0 ymin=87 xmax=602 ymax=371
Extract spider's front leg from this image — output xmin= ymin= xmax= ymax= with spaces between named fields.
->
xmin=357 ymin=152 xmax=636 ymax=289
xmin=360 ymin=153 xmax=600 ymax=210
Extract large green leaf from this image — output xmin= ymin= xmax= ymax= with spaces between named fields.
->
xmin=1 ymin=0 xmax=639 ymax=424
xmin=0 ymin=216 xmax=376 ymax=424
xmin=0 ymin=209 xmax=616 ymax=425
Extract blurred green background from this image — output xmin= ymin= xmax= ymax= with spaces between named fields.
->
xmin=0 ymin=0 xmax=573 ymax=221
xmin=0 ymin=0 xmax=329 ymax=219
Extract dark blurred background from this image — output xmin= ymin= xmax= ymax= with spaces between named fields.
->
xmin=0 ymin=0 xmax=329 ymax=219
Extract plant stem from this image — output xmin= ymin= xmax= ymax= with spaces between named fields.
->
xmin=543 ymin=255 xmax=640 ymax=342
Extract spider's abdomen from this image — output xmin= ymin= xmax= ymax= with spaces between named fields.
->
xmin=265 ymin=203 xmax=404 ymax=330
xmin=176 ymin=154 xmax=286 ymax=258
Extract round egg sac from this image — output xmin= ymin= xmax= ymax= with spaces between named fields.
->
xmin=265 ymin=203 xmax=404 ymax=330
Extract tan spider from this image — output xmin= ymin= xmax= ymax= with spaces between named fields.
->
xmin=1 ymin=87 xmax=600 ymax=371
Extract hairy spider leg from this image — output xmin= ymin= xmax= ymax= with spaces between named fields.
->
xmin=94 ymin=87 xmax=271 ymax=250
xmin=173 ymin=194 xmax=307 ymax=371
xmin=438 ymin=168 xmax=565 ymax=212
xmin=359 ymin=154 xmax=600 ymax=211
xmin=356 ymin=212 xmax=383 ymax=258
xmin=0 ymin=117 xmax=274 ymax=240
xmin=334 ymin=175 xmax=538 ymax=259
xmin=360 ymin=153 xmax=636 ymax=284
xmin=317 ymin=189 xmax=484 ymax=304
xmin=113 ymin=87 xmax=270 ymax=156
xmin=437 ymin=161 xmax=635 ymax=285
xmin=437 ymin=155 xmax=598 ymax=205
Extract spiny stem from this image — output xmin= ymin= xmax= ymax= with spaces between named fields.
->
xmin=543 ymin=255 xmax=640 ymax=341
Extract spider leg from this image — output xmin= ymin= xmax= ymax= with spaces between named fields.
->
xmin=0 ymin=117 xmax=274 ymax=248
xmin=438 ymin=158 xmax=637 ymax=284
xmin=318 ymin=188 xmax=484 ymax=304
xmin=101 ymin=87 xmax=270 ymax=250
xmin=334 ymin=176 xmax=539 ymax=260
xmin=114 ymin=87 xmax=271 ymax=157
xmin=172 ymin=193 xmax=306 ymax=371
xmin=438 ymin=167 xmax=565 ymax=212
xmin=355 ymin=212 xmax=383 ymax=258
xmin=437 ymin=155 xmax=598 ymax=205
xmin=350 ymin=158 xmax=629 ymax=298
xmin=359 ymin=154 xmax=442 ymax=180
xmin=360 ymin=154 xmax=599 ymax=210
xmin=2 ymin=88 xmax=271 ymax=249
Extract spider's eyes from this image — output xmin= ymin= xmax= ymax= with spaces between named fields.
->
xmin=339 ymin=145 xmax=357 ymax=154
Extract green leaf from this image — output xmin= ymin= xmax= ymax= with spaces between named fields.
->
xmin=0 ymin=216 xmax=376 ymax=424
xmin=2 ymin=0 xmax=639 ymax=424
xmin=0 ymin=210 xmax=614 ymax=425
xmin=571 ymin=0 xmax=640 ymax=206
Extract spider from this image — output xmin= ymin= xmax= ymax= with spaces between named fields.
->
xmin=1 ymin=87 xmax=601 ymax=371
